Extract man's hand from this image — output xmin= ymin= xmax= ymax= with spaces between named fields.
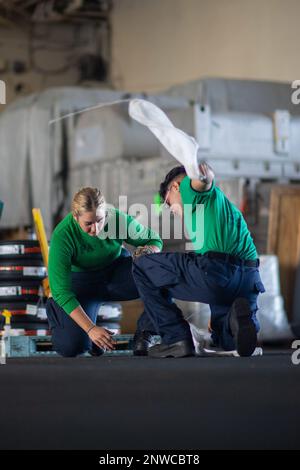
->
xmin=191 ymin=162 xmax=215 ymax=192
xmin=199 ymin=162 xmax=214 ymax=184
xmin=88 ymin=326 xmax=116 ymax=350
xmin=133 ymin=245 xmax=160 ymax=260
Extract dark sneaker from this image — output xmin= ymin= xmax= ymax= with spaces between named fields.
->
xmin=230 ymin=298 xmax=257 ymax=357
xmin=148 ymin=339 xmax=195 ymax=358
xmin=133 ymin=330 xmax=157 ymax=356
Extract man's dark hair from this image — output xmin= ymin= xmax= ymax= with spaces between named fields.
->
xmin=159 ymin=165 xmax=187 ymax=202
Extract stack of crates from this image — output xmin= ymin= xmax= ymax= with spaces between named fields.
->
xmin=0 ymin=240 xmax=49 ymax=336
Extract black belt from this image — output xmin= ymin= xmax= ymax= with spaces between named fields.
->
xmin=205 ymin=251 xmax=259 ymax=267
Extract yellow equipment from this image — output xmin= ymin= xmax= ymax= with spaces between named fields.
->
xmin=2 ymin=309 xmax=11 ymax=327
xmin=32 ymin=208 xmax=50 ymax=297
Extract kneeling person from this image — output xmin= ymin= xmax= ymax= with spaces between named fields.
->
xmin=46 ymin=187 xmax=162 ymax=357
xmin=132 ymin=163 xmax=265 ymax=358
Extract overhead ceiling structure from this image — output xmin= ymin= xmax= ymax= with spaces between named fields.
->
xmin=0 ymin=0 xmax=112 ymax=25
xmin=0 ymin=0 xmax=113 ymax=89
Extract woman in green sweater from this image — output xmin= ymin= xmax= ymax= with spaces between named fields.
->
xmin=46 ymin=187 xmax=162 ymax=357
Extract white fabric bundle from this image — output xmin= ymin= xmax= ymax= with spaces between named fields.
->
xmin=128 ymin=99 xmax=200 ymax=179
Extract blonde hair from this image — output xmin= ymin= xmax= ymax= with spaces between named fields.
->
xmin=72 ymin=187 xmax=105 ymax=217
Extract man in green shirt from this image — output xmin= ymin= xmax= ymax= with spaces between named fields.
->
xmin=133 ymin=163 xmax=265 ymax=358
xmin=47 ymin=187 xmax=162 ymax=357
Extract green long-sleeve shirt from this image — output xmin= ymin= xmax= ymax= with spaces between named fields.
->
xmin=48 ymin=208 xmax=163 ymax=314
xmin=180 ymin=176 xmax=257 ymax=260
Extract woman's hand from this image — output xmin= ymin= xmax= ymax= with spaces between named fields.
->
xmin=88 ymin=326 xmax=116 ymax=351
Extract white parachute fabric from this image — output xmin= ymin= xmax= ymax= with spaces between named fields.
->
xmin=129 ymin=99 xmax=200 ymax=179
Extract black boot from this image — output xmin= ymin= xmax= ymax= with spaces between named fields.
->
xmin=133 ymin=330 xmax=157 ymax=356
xmin=88 ymin=342 xmax=105 ymax=357
xmin=148 ymin=339 xmax=195 ymax=358
xmin=229 ymin=297 xmax=257 ymax=357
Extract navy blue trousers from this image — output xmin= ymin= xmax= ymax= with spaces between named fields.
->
xmin=46 ymin=249 xmax=155 ymax=357
xmin=132 ymin=252 xmax=265 ymax=350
